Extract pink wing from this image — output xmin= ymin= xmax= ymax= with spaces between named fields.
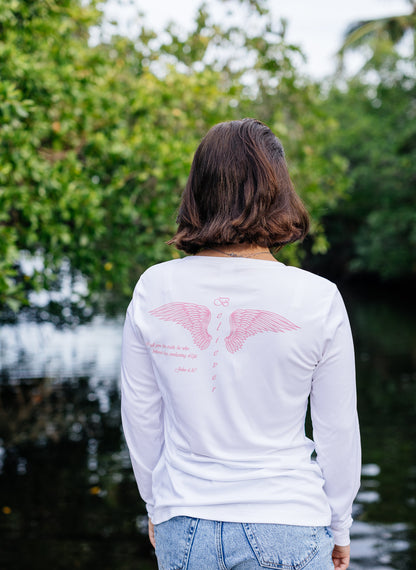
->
xmin=225 ymin=309 xmax=300 ymax=353
xmin=149 ymin=302 xmax=212 ymax=350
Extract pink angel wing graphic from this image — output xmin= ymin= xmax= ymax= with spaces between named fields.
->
xmin=149 ymin=302 xmax=212 ymax=350
xmin=225 ymin=309 xmax=300 ymax=353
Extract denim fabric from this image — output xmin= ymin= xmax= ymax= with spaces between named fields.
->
xmin=154 ymin=517 xmax=334 ymax=570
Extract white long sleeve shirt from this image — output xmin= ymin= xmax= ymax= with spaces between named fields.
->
xmin=120 ymin=256 xmax=361 ymax=546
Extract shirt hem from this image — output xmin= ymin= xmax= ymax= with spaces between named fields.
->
xmin=152 ymin=504 xmax=331 ymax=528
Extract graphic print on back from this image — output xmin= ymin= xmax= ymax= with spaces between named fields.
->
xmin=149 ymin=302 xmax=212 ymax=350
xmin=149 ymin=301 xmax=299 ymax=353
xmin=224 ymin=308 xmax=300 ymax=353
xmin=149 ymin=298 xmax=300 ymax=392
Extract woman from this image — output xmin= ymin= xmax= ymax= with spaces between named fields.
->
xmin=121 ymin=118 xmax=361 ymax=570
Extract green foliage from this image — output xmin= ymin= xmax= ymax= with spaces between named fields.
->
xmin=0 ymin=0 xmax=110 ymax=307
xmin=0 ymin=0 xmax=350 ymax=312
xmin=321 ymin=75 xmax=416 ymax=279
xmin=338 ymin=0 xmax=416 ymax=70
xmin=313 ymin=2 xmax=416 ymax=280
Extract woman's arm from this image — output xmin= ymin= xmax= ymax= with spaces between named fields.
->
xmin=120 ymin=298 xmax=164 ymax=522
xmin=310 ymin=288 xmax=361 ymax=547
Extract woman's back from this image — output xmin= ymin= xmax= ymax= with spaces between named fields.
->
xmin=122 ymin=255 xmax=359 ymax=532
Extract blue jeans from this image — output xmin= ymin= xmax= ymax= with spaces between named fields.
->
xmin=154 ymin=516 xmax=334 ymax=569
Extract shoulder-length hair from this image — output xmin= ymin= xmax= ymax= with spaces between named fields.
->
xmin=168 ymin=118 xmax=309 ymax=254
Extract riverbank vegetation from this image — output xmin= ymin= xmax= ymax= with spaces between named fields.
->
xmin=1 ymin=0 xmax=415 ymax=314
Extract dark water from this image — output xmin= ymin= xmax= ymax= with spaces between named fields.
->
xmin=0 ymin=287 xmax=415 ymax=569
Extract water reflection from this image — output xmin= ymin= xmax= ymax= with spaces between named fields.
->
xmin=0 ymin=315 xmax=122 ymax=382
xmin=0 ymin=288 xmax=415 ymax=569
xmin=351 ymin=520 xmax=411 ymax=569
xmin=0 ymin=373 xmax=157 ymax=569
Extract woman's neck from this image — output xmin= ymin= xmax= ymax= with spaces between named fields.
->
xmin=195 ymin=243 xmax=277 ymax=261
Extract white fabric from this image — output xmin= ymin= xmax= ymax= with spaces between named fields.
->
xmin=121 ymin=256 xmax=361 ymax=546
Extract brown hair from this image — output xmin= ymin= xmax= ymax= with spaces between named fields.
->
xmin=168 ymin=118 xmax=309 ymax=254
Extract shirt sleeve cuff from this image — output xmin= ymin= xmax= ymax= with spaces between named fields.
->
xmin=331 ymin=527 xmax=350 ymax=546
xmin=146 ymin=503 xmax=154 ymax=521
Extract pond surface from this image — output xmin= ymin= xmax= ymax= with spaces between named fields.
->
xmin=0 ymin=285 xmax=415 ymax=569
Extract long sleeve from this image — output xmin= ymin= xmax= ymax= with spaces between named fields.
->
xmin=120 ymin=295 xmax=164 ymax=520
xmin=310 ymin=289 xmax=361 ymax=546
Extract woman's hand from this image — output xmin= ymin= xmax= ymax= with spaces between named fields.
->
xmin=148 ymin=518 xmax=155 ymax=548
xmin=332 ymin=544 xmax=350 ymax=569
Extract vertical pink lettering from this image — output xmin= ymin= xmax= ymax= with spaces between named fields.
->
xmin=211 ymin=295 xmax=232 ymax=394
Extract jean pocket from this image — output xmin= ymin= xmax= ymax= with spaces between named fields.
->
xmin=154 ymin=516 xmax=199 ymax=570
xmin=242 ymin=523 xmax=319 ymax=569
